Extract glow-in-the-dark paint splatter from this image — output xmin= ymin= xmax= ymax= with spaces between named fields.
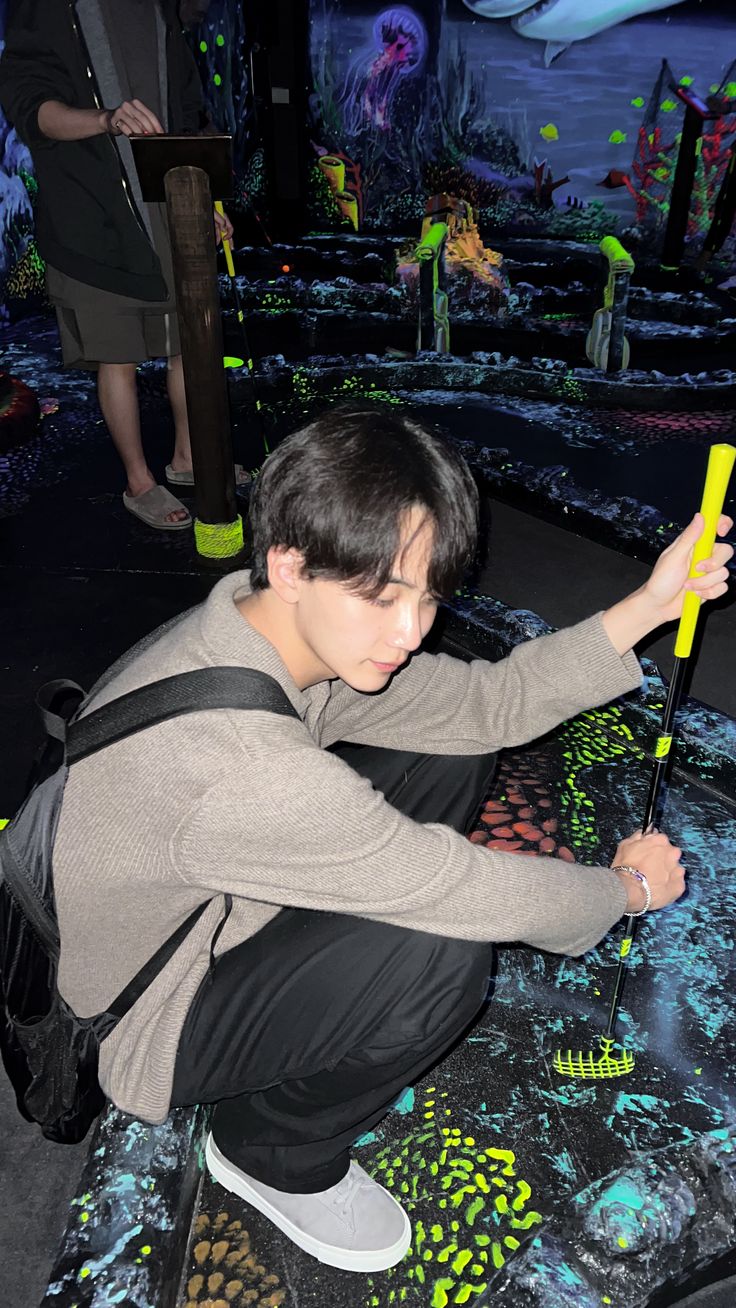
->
xmin=361 ymin=1089 xmax=541 ymax=1305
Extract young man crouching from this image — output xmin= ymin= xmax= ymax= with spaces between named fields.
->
xmin=52 ymin=408 xmax=730 ymax=1272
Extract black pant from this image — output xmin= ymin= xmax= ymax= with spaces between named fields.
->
xmin=171 ymin=744 xmax=497 ymax=1193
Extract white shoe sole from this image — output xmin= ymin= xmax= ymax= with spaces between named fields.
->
xmin=204 ymin=1134 xmax=412 ymax=1273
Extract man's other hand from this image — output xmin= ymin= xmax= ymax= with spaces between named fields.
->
xmin=106 ymin=100 xmax=164 ymax=137
xmin=213 ymin=206 xmax=234 ymax=245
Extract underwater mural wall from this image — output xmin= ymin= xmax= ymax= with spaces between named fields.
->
xmin=308 ymin=0 xmax=736 ymax=266
xmin=0 ymin=0 xmax=41 ymax=323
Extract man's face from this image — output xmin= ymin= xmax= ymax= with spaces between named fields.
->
xmin=289 ymin=508 xmax=440 ymax=691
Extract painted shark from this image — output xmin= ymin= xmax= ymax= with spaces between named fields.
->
xmin=462 ymin=0 xmax=688 ymax=66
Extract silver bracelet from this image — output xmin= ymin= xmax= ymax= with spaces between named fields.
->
xmin=612 ymin=864 xmax=652 ymax=917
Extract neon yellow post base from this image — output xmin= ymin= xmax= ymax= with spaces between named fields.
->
xmin=194 ymin=514 xmax=244 ymax=560
xmin=553 ymin=1035 xmax=634 ymax=1080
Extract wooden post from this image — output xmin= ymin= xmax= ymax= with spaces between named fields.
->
xmin=164 ymin=165 xmax=242 ymax=557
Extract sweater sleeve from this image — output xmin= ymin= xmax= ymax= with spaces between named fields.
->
xmin=321 ymin=613 xmax=642 ymax=754
xmin=177 ymin=740 xmax=628 ymax=958
xmin=0 ymin=1 xmax=76 ymax=150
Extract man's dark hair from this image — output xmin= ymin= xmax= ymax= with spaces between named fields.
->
xmin=248 ymin=407 xmax=479 ymax=599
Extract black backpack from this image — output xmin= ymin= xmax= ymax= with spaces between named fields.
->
xmin=0 ymin=666 xmax=298 ymax=1144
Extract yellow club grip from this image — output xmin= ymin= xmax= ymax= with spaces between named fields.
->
xmin=674 ymin=443 xmax=736 ymax=658
xmin=214 ymin=200 xmax=236 ymax=279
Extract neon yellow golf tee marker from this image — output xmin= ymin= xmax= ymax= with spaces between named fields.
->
xmin=674 ymin=443 xmax=736 ymax=658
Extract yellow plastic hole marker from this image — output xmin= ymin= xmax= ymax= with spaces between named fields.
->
xmin=554 ymin=443 xmax=735 ymax=1080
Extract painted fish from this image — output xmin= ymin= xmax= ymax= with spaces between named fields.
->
xmin=462 ymin=0 xmax=688 ymax=66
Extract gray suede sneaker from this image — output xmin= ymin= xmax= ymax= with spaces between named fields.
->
xmin=205 ymin=1133 xmax=411 ymax=1272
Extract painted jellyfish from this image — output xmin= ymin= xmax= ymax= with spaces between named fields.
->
xmin=338 ymin=7 xmax=427 ymax=137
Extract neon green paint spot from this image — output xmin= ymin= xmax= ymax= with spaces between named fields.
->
xmin=214 ymin=74 xmax=222 ymax=86
xmin=79 ymin=1268 xmax=91 ymax=1280
xmin=510 ymin=1210 xmax=543 ymax=1230
xmin=431 ymin=1278 xmax=455 ymax=1307
xmin=603 ymin=1298 xmax=613 ymax=1305
xmin=454 ymin=1285 xmax=480 ymax=1304
xmin=466 ymin=1196 xmax=484 ymax=1225
xmin=140 ymin=1245 xmax=151 ymax=1255
xmin=660 ymin=99 xmax=677 ymax=111
xmin=679 ymin=75 xmax=693 ymax=85
xmin=620 ymin=937 xmax=632 ymax=959
xmin=432 ymin=1225 xmax=444 ymax=1242
xmin=631 ymin=97 xmax=645 ymax=107
xmin=504 ymin=1236 xmax=520 ymax=1251
xmin=199 ymin=40 xmax=207 ymax=51
xmin=216 ymin=33 xmax=225 ymax=46
xmin=726 ymin=82 xmax=736 ymax=97
xmin=452 ymin=1249 xmax=473 ymax=1275
xmin=512 ymin=1180 xmax=531 ymax=1210
xmin=491 ymin=1241 xmax=505 ymax=1269
xmin=485 ymin=1147 xmax=515 ymax=1173
xmin=223 ymin=355 xmax=244 ymax=369
xmin=609 ymin=130 xmax=627 ymax=144
xmin=0 ymin=819 xmax=8 ymax=830
xmin=539 ymin=122 xmax=559 ymax=141
xmin=80 ymin=1212 xmax=89 ymax=1223
xmin=695 ymin=1067 xmax=702 ymax=1075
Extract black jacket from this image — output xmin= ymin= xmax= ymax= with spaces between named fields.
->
xmin=0 ymin=0 xmax=204 ymax=299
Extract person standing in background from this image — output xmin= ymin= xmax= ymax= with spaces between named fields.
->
xmin=0 ymin=0 xmax=244 ymax=531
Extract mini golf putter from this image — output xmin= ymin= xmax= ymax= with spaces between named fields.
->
xmin=215 ymin=200 xmax=270 ymax=458
xmin=554 ymin=441 xmax=736 ymax=1081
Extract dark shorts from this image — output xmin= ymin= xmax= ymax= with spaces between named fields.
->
xmin=45 ymin=203 xmax=181 ymax=369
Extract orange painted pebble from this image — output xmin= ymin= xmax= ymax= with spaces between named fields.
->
xmin=558 ymin=846 xmax=575 ymax=862
xmin=539 ymin=836 xmax=556 ymax=853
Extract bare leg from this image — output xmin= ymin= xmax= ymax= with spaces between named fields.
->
xmin=97 ymin=361 xmax=188 ymax=524
xmin=166 ymin=353 xmax=249 ymax=483
xmin=166 ymin=354 xmax=192 ymax=474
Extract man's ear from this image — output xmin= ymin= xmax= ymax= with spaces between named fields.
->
xmin=266 ymin=546 xmax=306 ymax=604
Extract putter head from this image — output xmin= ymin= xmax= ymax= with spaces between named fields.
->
xmin=553 ymin=1035 xmax=634 ymax=1079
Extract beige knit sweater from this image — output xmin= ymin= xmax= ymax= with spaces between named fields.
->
xmin=53 ymin=572 xmax=637 ymax=1122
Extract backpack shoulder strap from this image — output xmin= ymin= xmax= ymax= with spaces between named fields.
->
xmin=36 ymin=680 xmax=87 ymax=742
xmin=67 ymin=667 xmax=299 ymax=764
